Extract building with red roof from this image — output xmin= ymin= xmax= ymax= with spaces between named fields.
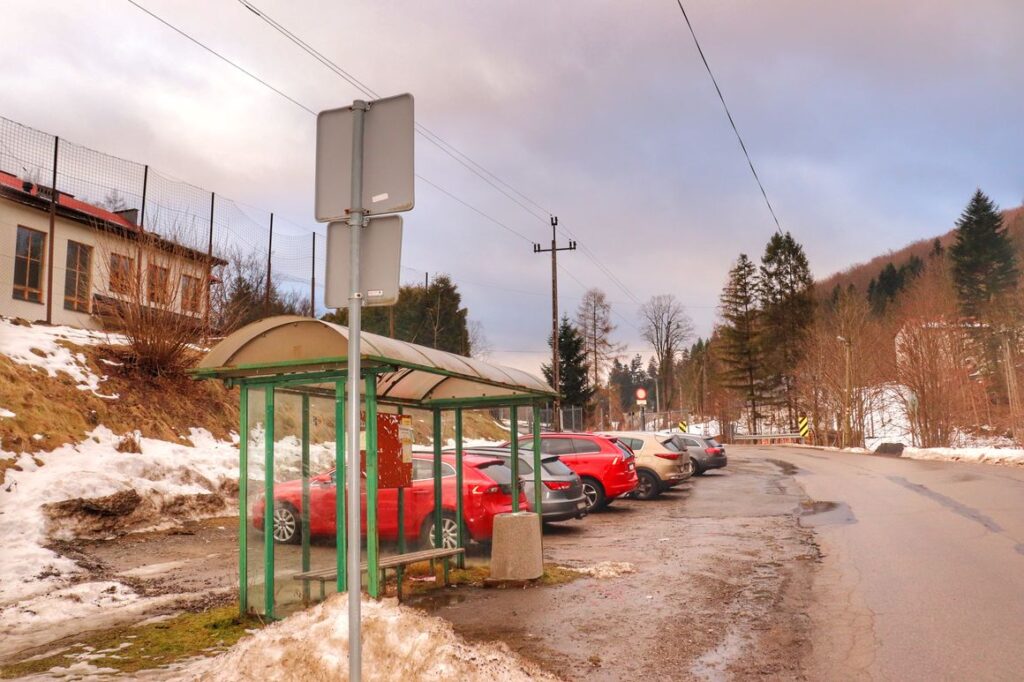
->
xmin=0 ymin=169 xmax=224 ymax=330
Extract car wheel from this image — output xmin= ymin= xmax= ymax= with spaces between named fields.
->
xmin=691 ymin=457 xmax=705 ymax=476
xmin=421 ymin=512 xmax=461 ymax=550
xmin=580 ymin=477 xmax=607 ymax=512
xmin=272 ymin=503 xmax=300 ymax=544
xmin=634 ymin=470 xmax=660 ymax=500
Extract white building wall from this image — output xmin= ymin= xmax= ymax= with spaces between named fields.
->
xmin=0 ymin=195 xmax=208 ymax=329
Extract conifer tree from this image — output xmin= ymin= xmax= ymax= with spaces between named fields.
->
xmin=950 ymin=190 xmax=1018 ymax=322
xmin=718 ymin=254 xmax=764 ymax=432
xmin=758 ymin=232 xmax=815 ymax=427
xmin=542 ymin=316 xmax=594 ymax=407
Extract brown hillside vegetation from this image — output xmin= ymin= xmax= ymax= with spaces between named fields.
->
xmin=818 ymin=205 xmax=1024 ymax=293
xmin=0 ymin=344 xmax=238 ymax=457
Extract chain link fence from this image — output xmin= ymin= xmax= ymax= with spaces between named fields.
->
xmin=0 ymin=115 xmax=326 ymax=322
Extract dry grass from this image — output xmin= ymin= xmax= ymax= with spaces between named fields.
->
xmin=0 ymin=343 xmax=237 ymax=456
xmin=391 ymin=560 xmax=580 ymax=597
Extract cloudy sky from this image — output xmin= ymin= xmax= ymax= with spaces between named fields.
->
xmin=1 ymin=0 xmax=1022 ymax=373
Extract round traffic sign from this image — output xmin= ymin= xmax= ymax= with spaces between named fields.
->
xmin=635 ymin=387 xmax=647 ymax=400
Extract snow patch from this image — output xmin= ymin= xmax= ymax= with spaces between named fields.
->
xmin=0 ymin=407 xmax=14 ymax=418
xmin=563 ymin=561 xmax=636 ymax=578
xmin=179 ymin=594 xmax=558 ymax=681
xmin=0 ymin=318 xmax=123 ymax=397
xmin=901 ymin=446 xmax=1024 ymax=467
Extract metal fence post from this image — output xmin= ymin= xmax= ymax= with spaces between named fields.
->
xmin=45 ymin=136 xmax=58 ymax=324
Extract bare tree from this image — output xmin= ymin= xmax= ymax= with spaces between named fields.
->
xmin=639 ymin=294 xmax=694 ymax=410
xmin=575 ymin=288 xmax=625 ymax=391
xmin=466 ymin=319 xmax=492 ymax=359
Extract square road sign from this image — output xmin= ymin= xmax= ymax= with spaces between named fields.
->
xmin=324 ymin=215 xmax=403 ymax=308
xmin=315 ymin=93 xmax=415 ymax=220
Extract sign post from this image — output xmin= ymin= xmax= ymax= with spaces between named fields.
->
xmin=636 ymin=387 xmax=648 ymax=431
xmin=316 ymin=93 xmax=414 ymax=682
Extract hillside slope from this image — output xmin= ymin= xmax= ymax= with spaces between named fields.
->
xmin=818 ymin=205 xmax=1024 ymax=293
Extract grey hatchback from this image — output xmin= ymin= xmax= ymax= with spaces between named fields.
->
xmin=463 ymin=448 xmax=588 ymax=522
xmin=672 ymin=434 xmax=728 ymax=475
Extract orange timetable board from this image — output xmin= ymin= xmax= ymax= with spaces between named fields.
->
xmin=360 ymin=413 xmax=413 ymax=488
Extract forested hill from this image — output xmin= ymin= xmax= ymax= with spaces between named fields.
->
xmin=818 ymin=205 xmax=1024 ymax=297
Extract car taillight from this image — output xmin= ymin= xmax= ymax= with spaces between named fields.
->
xmin=654 ymin=453 xmax=680 ymax=460
xmin=705 ymin=447 xmax=720 ymax=455
xmin=471 ymin=484 xmax=501 ymax=495
xmin=543 ymin=480 xmax=572 ymax=490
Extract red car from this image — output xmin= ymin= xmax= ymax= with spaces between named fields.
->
xmin=514 ymin=432 xmax=638 ymax=512
xmin=253 ymin=453 xmax=523 ymax=549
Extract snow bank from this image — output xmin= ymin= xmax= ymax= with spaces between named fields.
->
xmin=179 ymin=594 xmax=558 ymax=681
xmin=900 ymin=446 xmax=1024 ymax=467
xmin=0 ymin=318 xmax=122 ymax=397
xmin=0 ymin=427 xmax=239 ymax=608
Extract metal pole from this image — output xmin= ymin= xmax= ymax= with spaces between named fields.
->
xmin=265 ymin=213 xmax=274 ymax=316
xmin=550 ymin=221 xmax=560 ymax=431
xmin=365 ymin=374 xmax=379 ymax=598
xmin=45 ymin=137 xmax=58 ymax=324
xmin=454 ymin=407 xmax=465 ymax=567
xmin=311 ymin=233 xmax=316 ymax=317
xmin=346 ymin=99 xmax=368 ymax=682
xmin=531 ymin=404 xmax=542 ymax=522
xmin=301 ymin=393 xmax=311 ymax=604
xmin=263 ymin=385 xmax=275 ymax=619
xmin=510 ymin=405 xmax=520 ymax=512
xmin=239 ymin=385 xmax=248 ymax=615
xmin=432 ymin=409 xmax=443 ymax=549
xmin=204 ymin=193 xmax=215 ymax=337
xmin=139 ymin=165 xmax=149 ymax=231
xmin=335 ymin=379 xmax=346 ymax=592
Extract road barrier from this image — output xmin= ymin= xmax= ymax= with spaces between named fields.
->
xmin=732 ymin=433 xmax=807 ymax=445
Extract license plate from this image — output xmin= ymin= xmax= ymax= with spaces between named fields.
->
xmin=577 ymin=501 xmax=586 ymax=510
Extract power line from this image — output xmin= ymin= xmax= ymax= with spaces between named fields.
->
xmin=673 ymin=0 xmax=783 ymax=234
xmin=234 ymin=0 xmax=649 ymax=308
xmin=124 ymin=0 xmax=316 ymax=115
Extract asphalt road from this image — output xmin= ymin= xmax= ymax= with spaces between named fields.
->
xmin=748 ymin=445 xmax=1024 ymax=681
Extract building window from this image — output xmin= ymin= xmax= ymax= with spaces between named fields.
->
xmin=109 ymin=253 xmax=135 ymax=296
xmin=63 ymin=240 xmax=92 ymax=313
xmin=13 ymin=226 xmax=46 ymax=303
xmin=180 ymin=274 xmax=202 ymax=314
xmin=147 ymin=263 xmax=170 ymax=305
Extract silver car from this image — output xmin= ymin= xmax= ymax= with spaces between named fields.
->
xmin=464 ymin=448 xmax=588 ymax=522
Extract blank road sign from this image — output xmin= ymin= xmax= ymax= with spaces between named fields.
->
xmin=315 ymin=93 xmax=415 ymax=221
xmin=325 ymin=215 xmax=403 ymax=308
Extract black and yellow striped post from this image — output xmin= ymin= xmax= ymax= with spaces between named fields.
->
xmin=798 ymin=416 xmax=810 ymax=440
xmin=679 ymin=420 xmax=688 ymax=433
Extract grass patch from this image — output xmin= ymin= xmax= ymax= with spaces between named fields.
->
xmin=0 ymin=605 xmax=262 ymax=679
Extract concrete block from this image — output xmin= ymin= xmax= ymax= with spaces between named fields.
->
xmin=489 ymin=511 xmax=543 ymax=580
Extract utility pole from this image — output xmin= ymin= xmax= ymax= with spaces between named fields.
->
xmin=838 ymin=336 xmax=852 ymax=448
xmin=533 ymin=216 xmax=576 ymax=431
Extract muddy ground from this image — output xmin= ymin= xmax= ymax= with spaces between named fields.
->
xmin=31 ymin=451 xmax=820 ymax=679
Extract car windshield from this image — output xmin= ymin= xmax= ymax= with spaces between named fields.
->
xmin=612 ymin=440 xmax=633 ymax=458
xmin=665 ymin=435 xmax=689 ymax=451
xmin=541 ymin=456 xmax=574 ymax=476
xmin=707 ymin=438 xmax=722 ymax=448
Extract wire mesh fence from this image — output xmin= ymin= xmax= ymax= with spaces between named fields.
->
xmin=0 ymin=114 xmax=324 ymax=322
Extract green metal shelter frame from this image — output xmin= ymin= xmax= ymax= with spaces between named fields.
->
xmin=193 ymin=316 xmax=555 ymax=618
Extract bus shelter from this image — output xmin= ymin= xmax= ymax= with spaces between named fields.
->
xmin=193 ymin=315 xmax=555 ymax=618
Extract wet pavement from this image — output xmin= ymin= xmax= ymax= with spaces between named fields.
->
xmin=42 ymin=445 xmax=1024 ymax=680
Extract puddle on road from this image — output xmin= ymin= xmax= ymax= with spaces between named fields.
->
xmin=798 ymin=500 xmax=857 ymax=527
xmin=768 ymin=459 xmax=800 ymax=476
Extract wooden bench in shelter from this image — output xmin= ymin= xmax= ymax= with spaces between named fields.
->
xmin=293 ymin=547 xmax=465 ymax=602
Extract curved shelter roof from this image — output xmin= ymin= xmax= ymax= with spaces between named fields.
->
xmin=194 ymin=316 xmax=554 ymax=407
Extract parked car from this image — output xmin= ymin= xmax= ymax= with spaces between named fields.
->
xmin=599 ymin=431 xmax=693 ymax=499
xmin=252 ymin=453 xmax=525 ymax=549
xmin=671 ymin=434 xmax=727 ymax=475
xmin=460 ymin=447 xmax=588 ymax=522
xmin=511 ymin=432 xmax=638 ymax=512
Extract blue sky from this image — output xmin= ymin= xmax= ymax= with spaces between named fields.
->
xmin=0 ymin=0 xmax=1021 ymax=373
